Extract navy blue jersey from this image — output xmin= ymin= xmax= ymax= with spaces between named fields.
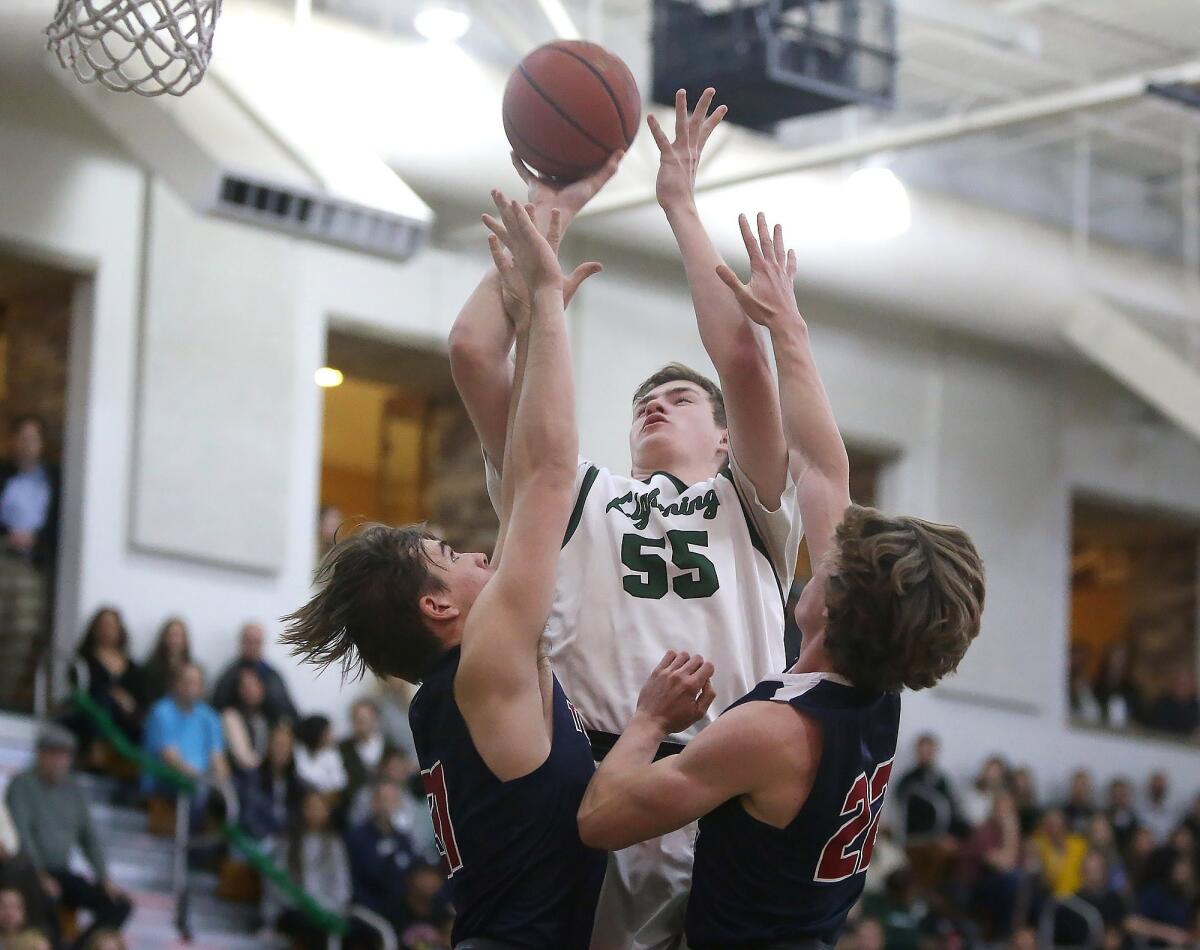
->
xmin=686 ymin=672 xmax=901 ymax=949
xmin=408 ymin=646 xmax=606 ymax=949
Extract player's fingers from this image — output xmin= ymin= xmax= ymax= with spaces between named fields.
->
xmin=696 ymin=682 xmax=716 ymax=717
xmin=697 ymin=104 xmax=727 ymax=152
xmin=714 ymin=263 xmax=748 ymax=298
xmin=545 ymin=207 xmax=563 ymax=248
xmin=646 ymin=114 xmax=671 ymax=153
xmin=674 ymin=89 xmax=689 ymax=147
xmin=565 ymin=261 xmax=602 ymax=294
xmin=654 ymin=650 xmax=678 ymax=673
xmin=594 ymin=149 xmax=624 ymax=186
xmin=681 ymin=653 xmax=706 ymax=676
xmin=668 ymin=651 xmax=692 ymax=673
xmin=692 ymin=87 xmax=715 ymax=130
xmin=486 ymin=234 xmax=509 ymax=272
xmin=757 ymin=212 xmax=773 ymax=262
xmin=787 ymin=248 xmax=797 ymax=279
xmin=481 ymin=213 xmax=509 ymax=247
xmin=773 ymin=223 xmax=786 ymax=266
xmin=510 ymin=152 xmax=536 ymax=185
xmin=738 ymin=213 xmax=765 ymax=266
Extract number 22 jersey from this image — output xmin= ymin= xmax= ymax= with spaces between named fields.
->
xmin=686 ymin=672 xmax=901 ymax=949
xmin=486 ymin=452 xmax=803 ymax=741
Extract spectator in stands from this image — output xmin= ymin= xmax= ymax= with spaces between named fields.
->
xmin=338 ymin=699 xmax=395 ymax=809
xmin=221 ymin=667 xmax=273 ymax=774
xmin=211 ymin=623 xmax=298 ymax=723
xmin=0 ymin=416 xmax=60 ymax=709
xmin=1127 ymin=851 xmax=1197 ymax=947
xmin=1086 ymin=814 xmax=1129 ymax=893
xmin=860 ymin=868 xmax=925 ymax=950
xmin=73 ymin=607 xmax=147 ymax=748
xmin=0 ymin=888 xmax=28 ymax=942
xmin=141 ymin=617 xmax=192 ymax=704
xmin=1032 ymin=808 xmax=1088 ymax=898
xmin=964 ymin=790 xmax=1025 ymax=940
xmin=9 ymin=930 xmax=51 ymax=950
xmin=345 ymin=780 xmax=416 ymax=937
xmin=897 ymin=734 xmax=968 ymax=840
xmin=1094 ymin=641 xmax=1137 ymax=729
xmin=1010 ymin=766 xmax=1042 ymax=836
xmin=848 ymin=917 xmax=886 ymax=950
xmin=962 ymin=755 xmax=1010 ymax=827
xmin=1141 ymin=772 xmax=1176 ymax=844
xmin=142 ymin=663 xmax=229 ymax=826
xmin=1068 ymin=643 xmax=1103 ymax=724
xmin=1107 ymin=777 xmax=1141 ymax=853
xmin=80 ymin=930 xmax=127 ymax=950
xmin=5 ymin=726 xmax=132 ymax=946
xmin=317 ymin=504 xmax=343 ymax=562
xmin=1061 ymin=768 xmax=1097 ymax=833
xmin=375 ymin=682 xmax=418 ymax=762
xmin=266 ymin=789 xmax=351 ymax=950
xmin=240 ymin=722 xmax=304 ymax=842
xmin=396 ymin=857 xmax=452 ymax=950
xmin=294 ymin=715 xmax=347 ymax=802
xmin=1072 ymin=851 xmax=1129 ymax=949
xmin=1179 ymin=793 xmax=1200 ymax=859
xmin=1147 ymin=670 xmax=1200 ymax=738
xmin=1127 ymin=826 xmax=1160 ymax=891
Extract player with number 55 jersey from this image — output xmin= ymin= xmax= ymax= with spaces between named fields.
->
xmin=578 ymin=214 xmax=986 ymax=949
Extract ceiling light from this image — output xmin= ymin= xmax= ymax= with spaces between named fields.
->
xmin=842 ymin=166 xmax=911 ymax=241
xmin=315 ymin=367 xmax=344 ymax=388
xmin=414 ymin=3 xmax=471 ymax=43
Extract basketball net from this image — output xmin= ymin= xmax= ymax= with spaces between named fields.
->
xmin=45 ymin=0 xmax=223 ymax=97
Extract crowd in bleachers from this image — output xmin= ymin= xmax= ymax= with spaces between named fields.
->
xmin=1069 ymin=642 xmax=1200 ymax=740
xmin=0 ymin=606 xmax=453 ymax=950
xmin=840 ymin=733 xmax=1200 ymax=949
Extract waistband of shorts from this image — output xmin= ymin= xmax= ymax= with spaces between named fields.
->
xmin=586 ymin=728 xmax=686 ymax=763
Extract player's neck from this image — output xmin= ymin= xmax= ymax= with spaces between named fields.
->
xmin=630 ymin=454 xmax=721 ymax=487
xmin=790 ymin=635 xmax=836 ymax=677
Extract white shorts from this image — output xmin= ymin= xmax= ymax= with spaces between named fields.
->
xmin=589 ymin=823 xmax=697 ymax=950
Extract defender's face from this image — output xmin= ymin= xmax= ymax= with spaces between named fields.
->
xmin=629 ymin=381 xmax=726 ymax=472
xmin=793 ymin=570 xmax=829 ymax=642
xmin=423 ymin=539 xmax=493 ymax=613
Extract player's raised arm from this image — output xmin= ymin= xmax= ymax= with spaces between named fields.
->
xmin=651 ymin=89 xmax=788 ymax=507
xmin=447 ymin=152 xmax=621 ymax=474
xmin=454 ymin=194 xmax=579 ymax=774
xmin=715 ymin=214 xmax=850 ymax=566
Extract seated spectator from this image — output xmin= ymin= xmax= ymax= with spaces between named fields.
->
xmin=5 ymin=727 xmax=132 ymax=946
xmin=1072 ymin=851 xmax=1129 ymax=948
xmin=142 ymin=617 xmax=192 ymax=704
xmin=1127 ymin=853 xmax=1197 ymax=947
xmin=1179 ymin=793 xmax=1200 ymax=861
xmin=860 ymin=868 xmax=926 ymax=950
xmin=375 ymin=680 xmax=418 ymax=761
xmin=221 ymin=667 xmax=273 ymax=774
xmin=345 ymin=781 xmax=417 ymax=936
xmin=264 ymin=789 xmax=351 ymax=950
xmin=1106 ymin=777 xmax=1141 ymax=853
xmin=395 ymin=857 xmax=453 ymax=950
xmin=142 ymin=663 xmax=229 ymax=826
xmin=1141 ymin=772 xmax=1176 ymax=844
xmin=1062 ymin=768 xmax=1097 ymax=833
xmin=1086 ymin=814 xmax=1129 ymax=893
xmin=1068 ymin=643 xmax=1103 ymax=724
xmin=0 ymin=888 xmax=28 ymax=942
xmin=8 ymin=930 xmax=51 ymax=950
xmin=1011 ymin=766 xmax=1042 ymax=836
xmin=73 ymin=607 xmax=147 ymax=748
xmin=239 ymin=722 xmax=305 ymax=842
xmin=962 ymin=755 xmax=1010 ymax=827
xmin=1094 ymin=641 xmax=1137 ymax=729
xmin=964 ymin=791 xmax=1025 ymax=940
xmin=1127 ymin=826 xmax=1160 ymax=891
xmin=81 ymin=930 xmax=128 ymax=950
xmin=338 ymin=699 xmax=396 ymax=809
xmin=1147 ymin=670 xmax=1200 ymax=738
xmin=211 ymin=623 xmax=298 ymax=723
xmin=896 ymin=734 xmax=968 ymax=840
xmin=1032 ymin=809 xmax=1088 ymax=898
xmin=294 ymin=715 xmax=347 ymax=801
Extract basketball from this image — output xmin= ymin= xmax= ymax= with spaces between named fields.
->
xmin=503 ymin=40 xmax=641 ymax=182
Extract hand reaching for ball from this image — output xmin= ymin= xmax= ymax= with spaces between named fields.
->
xmin=511 ymin=149 xmax=624 ymax=233
xmin=635 ymin=651 xmax=717 ymax=736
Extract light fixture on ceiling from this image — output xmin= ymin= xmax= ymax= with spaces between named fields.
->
xmin=414 ymin=2 xmax=471 ymax=43
xmin=842 ymin=166 xmax=911 ymax=241
xmin=315 ymin=367 xmax=344 ymax=388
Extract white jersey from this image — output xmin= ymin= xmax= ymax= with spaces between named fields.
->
xmin=487 ymin=452 xmax=803 ymax=742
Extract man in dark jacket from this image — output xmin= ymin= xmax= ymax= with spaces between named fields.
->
xmin=338 ymin=698 xmax=397 ymax=808
xmin=345 ymin=780 xmax=416 ymax=934
xmin=211 ymin=622 xmax=298 ymax=722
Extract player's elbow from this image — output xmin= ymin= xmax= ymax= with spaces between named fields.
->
xmin=576 ymin=803 xmax=624 ymax=851
xmin=447 ymin=323 xmax=491 ymax=373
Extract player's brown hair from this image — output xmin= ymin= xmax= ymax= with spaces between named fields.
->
xmin=281 ymin=524 xmax=445 ymax=683
xmin=823 ymin=505 xmax=985 ymax=693
xmin=632 ymin=363 xmax=726 ymax=429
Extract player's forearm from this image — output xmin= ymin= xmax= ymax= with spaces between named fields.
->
xmin=448 ymin=271 xmax=515 ymax=465
xmin=767 ymin=317 xmax=849 ymax=483
xmin=508 ymin=287 xmax=578 ymax=492
xmin=665 ymin=203 xmax=765 ymax=369
xmin=577 ymin=712 xmax=666 ymax=850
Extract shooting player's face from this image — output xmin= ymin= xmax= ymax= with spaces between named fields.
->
xmin=629 ymin=381 xmax=727 ymax=473
xmin=794 ymin=561 xmax=832 ymax=642
xmin=423 ymin=538 xmax=493 ymax=617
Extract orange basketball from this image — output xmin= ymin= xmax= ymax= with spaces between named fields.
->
xmin=503 ymin=40 xmax=641 ymax=182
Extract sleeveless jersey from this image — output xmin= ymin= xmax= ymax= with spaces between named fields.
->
xmin=408 ymin=647 xmax=606 ymax=949
xmin=686 ymin=672 xmax=901 ymax=949
xmin=487 ymin=452 xmax=803 ymax=741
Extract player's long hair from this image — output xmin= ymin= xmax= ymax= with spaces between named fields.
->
xmin=823 ymin=505 xmax=985 ymax=693
xmin=281 ymin=523 xmax=445 ymax=683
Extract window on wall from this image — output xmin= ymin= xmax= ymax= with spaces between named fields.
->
xmin=1069 ymin=498 xmax=1200 ymax=743
xmin=784 ymin=447 xmax=892 ymax=665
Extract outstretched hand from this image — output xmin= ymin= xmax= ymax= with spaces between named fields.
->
xmin=648 ymin=87 xmax=727 ymax=212
xmin=714 ymin=212 xmax=801 ymax=330
xmin=635 ymin=650 xmax=716 ymax=735
xmin=512 ymin=149 xmax=624 ymax=230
